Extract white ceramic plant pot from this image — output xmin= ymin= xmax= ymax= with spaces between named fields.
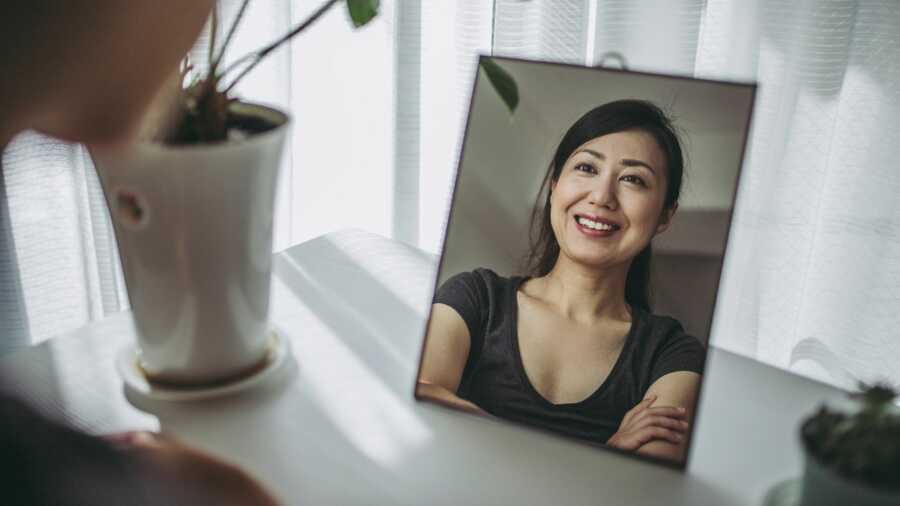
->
xmin=799 ymin=450 xmax=900 ymax=506
xmin=91 ymin=103 xmax=288 ymax=386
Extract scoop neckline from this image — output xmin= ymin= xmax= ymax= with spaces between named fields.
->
xmin=508 ymin=276 xmax=639 ymax=409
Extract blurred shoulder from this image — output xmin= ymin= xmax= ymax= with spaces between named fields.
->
xmin=440 ymin=267 xmax=511 ymax=291
xmin=638 ymin=309 xmax=703 ymax=347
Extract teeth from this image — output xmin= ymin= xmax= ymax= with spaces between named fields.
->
xmin=577 ymin=216 xmax=615 ymax=231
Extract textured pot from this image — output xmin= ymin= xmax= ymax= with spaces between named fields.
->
xmin=91 ymin=102 xmax=288 ymax=386
xmin=799 ymin=419 xmax=900 ymax=506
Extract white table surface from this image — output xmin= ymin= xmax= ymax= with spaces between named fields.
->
xmin=0 ymin=229 xmax=844 ymax=506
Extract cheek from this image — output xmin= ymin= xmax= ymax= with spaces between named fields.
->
xmin=625 ymin=196 xmax=665 ymax=233
xmin=548 ymin=200 xmax=572 ymax=248
xmin=549 ymin=194 xmax=564 ymax=233
xmin=550 ymin=178 xmax=581 ymax=211
xmin=549 ymin=185 xmax=573 ymax=222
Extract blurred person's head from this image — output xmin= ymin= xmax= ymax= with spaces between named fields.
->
xmin=0 ymin=4 xmax=283 ymax=503
xmin=0 ymin=0 xmax=214 ymax=147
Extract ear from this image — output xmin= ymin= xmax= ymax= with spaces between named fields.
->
xmin=655 ymin=203 xmax=678 ymax=235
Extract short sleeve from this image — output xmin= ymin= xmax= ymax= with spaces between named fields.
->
xmin=433 ymin=270 xmax=490 ymax=348
xmin=648 ymin=324 xmax=706 ymax=386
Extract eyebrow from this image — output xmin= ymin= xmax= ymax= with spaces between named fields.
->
xmin=578 ymin=148 xmax=656 ymax=174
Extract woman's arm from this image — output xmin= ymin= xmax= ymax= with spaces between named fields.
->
xmin=634 ymin=371 xmax=701 ymax=461
xmin=416 ymin=303 xmax=489 ymax=416
xmin=606 ymin=371 xmax=700 ymax=461
xmin=415 ymin=382 xmax=486 ymax=415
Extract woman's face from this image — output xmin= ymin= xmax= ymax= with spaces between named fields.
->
xmin=549 ymin=129 xmax=675 ymax=272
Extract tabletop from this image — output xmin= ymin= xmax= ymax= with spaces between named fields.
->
xmin=0 ymin=229 xmax=844 ymax=505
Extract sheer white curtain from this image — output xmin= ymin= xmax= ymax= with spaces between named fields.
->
xmin=696 ymin=0 xmax=900 ymax=390
xmin=493 ymin=0 xmax=900 ymax=390
xmin=4 ymin=0 xmax=899 ymax=392
xmin=0 ymin=0 xmax=493 ymax=351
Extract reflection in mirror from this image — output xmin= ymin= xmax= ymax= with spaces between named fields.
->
xmin=414 ymin=57 xmax=756 ymax=467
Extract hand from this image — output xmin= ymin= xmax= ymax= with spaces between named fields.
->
xmin=105 ymin=431 xmax=279 ymax=506
xmin=606 ymin=395 xmax=689 ymax=451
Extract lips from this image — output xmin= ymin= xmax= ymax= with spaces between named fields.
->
xmin=574 ymin=213 xmax=621 ymax=237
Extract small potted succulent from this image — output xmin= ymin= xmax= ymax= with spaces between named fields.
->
xmin=799 ymin=383 xmax=900 ymax=506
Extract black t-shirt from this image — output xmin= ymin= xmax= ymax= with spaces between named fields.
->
xmin=0 ymin=394 xmax=152 ymax=505
xmin=0 ymin=390 xmax=225 ymax=505
xmin=434 ymin=268 xmax=706 ymax=444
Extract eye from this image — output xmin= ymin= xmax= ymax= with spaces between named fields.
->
xmin=573 ymin=163 xmax=596 ymax=174
xmin=620 ymin=174 xmax=647 ymax=187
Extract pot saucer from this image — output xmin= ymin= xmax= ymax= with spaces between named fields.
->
xmin=763 ymin=478 xmax=802 ymax=506
xmin=116 ymin=330 xmax=290 ymax=402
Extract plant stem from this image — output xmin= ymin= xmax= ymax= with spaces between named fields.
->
xmin=210 ymin=0 xmax=251 ymax=79
xmin=222 ymin=0 xmax=341 ymax=94
xmin=208 ymin=2 xmax=218 ymax=68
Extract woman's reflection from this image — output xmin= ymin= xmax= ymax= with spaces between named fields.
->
xmin=417 ymin=100 xmax=705 ymax=463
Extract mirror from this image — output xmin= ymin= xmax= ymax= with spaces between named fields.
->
xmin=414 ymin=56 xmax=756 ymax=467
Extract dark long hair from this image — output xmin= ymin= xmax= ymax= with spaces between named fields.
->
xmin=524 ymin=99 xmax=684 ymax=311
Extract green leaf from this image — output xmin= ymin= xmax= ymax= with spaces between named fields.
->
xmin=347 ymin=0 xmax=379 ymax=28
xmin=480 ymin=57 xmax=519 ymax=114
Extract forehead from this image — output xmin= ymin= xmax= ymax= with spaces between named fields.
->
xmin=569 ymin=130 xmax=666 ymax=170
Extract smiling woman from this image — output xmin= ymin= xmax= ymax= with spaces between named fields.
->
xmin=416 ymin=99 xmax=704 ymax=463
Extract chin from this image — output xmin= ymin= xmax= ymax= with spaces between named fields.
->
xmin=53 ymin=122 xmax=138 ymax=148
xmin=42 ymin=99 xmax=144 ymax=146
xmin=564 ymin=242 xmax=644 ymax=272
xmin=562 ymin=250 xmax=617 ymax=271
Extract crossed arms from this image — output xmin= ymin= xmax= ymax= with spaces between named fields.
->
xmin=416 ymin=303 xmax=700 ymax=461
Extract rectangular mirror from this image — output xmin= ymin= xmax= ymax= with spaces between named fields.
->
xmin=414 ymin=56 xmax=756 ymax=467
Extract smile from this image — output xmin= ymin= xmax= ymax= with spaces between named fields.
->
xmin=574 ymin=214 xmax=621 ymax=233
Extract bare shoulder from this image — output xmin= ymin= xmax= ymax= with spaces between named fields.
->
xmin=417 ymin=303 xmax=472 ymax=391
xmin=646 ymin=371 xmax=701 ymax=411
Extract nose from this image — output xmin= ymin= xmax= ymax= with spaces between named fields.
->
xmin=587 ymin=176 xmax=618 ymax=210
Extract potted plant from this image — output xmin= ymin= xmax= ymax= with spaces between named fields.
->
xmin=798 ymin=383 xmax=900 ymax=505
xmin=90 ymin=0 xmax=380 ymax=387
xmin=90 ymin=0 xmax=519 ymax=388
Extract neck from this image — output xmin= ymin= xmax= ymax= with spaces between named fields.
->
xmin=1 ymin=95 xmax=27 ymax=158
xmin=1 ymin=131 xmax=13 ymax=162
xmin=534 ymin=256 xmax=632 ymax=325
xmin=0 ymin=71 xmax=46 ymax=155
